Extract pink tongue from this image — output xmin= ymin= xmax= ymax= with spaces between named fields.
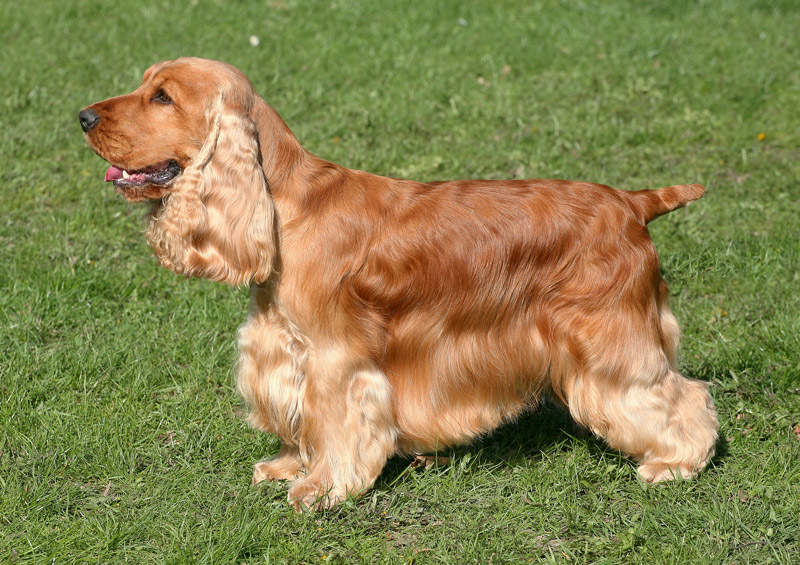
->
xmin=105 ymin=166 xmax=124 ymax=182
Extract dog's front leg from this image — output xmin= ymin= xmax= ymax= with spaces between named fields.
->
xmin=288 ymin=355 xmax=397 ymax=510
xmin=237 ymin=306 xmax=309 ymax=485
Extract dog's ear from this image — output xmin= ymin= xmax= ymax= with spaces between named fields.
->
xmin=146 ymin=94 xmax=277 ymax=285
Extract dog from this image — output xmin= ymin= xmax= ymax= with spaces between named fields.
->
xmin=80 ymin=57 xmax=718 ymax=510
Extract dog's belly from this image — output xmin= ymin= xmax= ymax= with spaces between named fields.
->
xmin=383 ymin=318 xmax=550 ymax=453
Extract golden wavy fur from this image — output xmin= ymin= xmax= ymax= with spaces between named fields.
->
xmin=81 ymin=57 xmax=718 ymax=510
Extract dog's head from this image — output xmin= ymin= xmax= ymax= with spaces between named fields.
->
xmin=80 ymin=58 xmax=276 ymax=285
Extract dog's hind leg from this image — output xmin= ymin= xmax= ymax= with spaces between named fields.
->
xmin=556 ymin=310 xmax=718 ymax=482
xmin=630 ymin=371 xmax=718 ymax=481
xmin=569 ymin=367 xmax=718 ymax=481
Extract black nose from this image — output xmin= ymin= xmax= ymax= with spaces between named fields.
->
xmin=78 ymin=108 xmax=100 ymax=132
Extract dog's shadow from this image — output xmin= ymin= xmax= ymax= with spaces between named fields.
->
xmin=376 ymin=393 xmax=728 ymax=492
xmin=376 ymin=397 xmax=596 ymax=489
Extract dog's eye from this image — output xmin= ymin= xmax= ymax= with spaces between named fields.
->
xmin=151 ymin=89 xmax=172 ymax=105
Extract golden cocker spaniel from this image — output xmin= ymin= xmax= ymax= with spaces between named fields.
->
xmin=80 ymin=58 xmax=718 ymax=510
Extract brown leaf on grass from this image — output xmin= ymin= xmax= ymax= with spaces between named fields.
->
xmin=793 ymin=424 xmax=800 ymax=440
xmin=158 ymin=430 xmax=177 ymax=445
xmin=102 ymin=481 xmax=112 ymax=497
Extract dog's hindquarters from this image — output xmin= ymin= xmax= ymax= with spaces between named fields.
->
xmin=548 ymin=271 xmax=718 ymax=482
xmin=381 ymin=193 xmax=718 ymax=480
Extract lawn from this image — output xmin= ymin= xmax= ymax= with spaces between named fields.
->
xmin=1 ymin=0 xmax=798 ymax=562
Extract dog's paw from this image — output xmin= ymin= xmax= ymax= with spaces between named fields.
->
xmin=637 ymin=462 xmax=696 ymax=483
xmin=287 ymin=477 xmax=343 ymax=512
xmin=252 ymin=457 xmax=303 ymax=485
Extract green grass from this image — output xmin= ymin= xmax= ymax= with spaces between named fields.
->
xmin=1 ymin=0 xmax=799 ymax=562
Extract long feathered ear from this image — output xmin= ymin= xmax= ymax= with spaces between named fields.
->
xmin=146 ymin=96 xmax=277 ymax=285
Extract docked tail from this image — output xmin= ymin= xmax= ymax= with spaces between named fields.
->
xmin=625 ymin=184 xmax=705 ymax=224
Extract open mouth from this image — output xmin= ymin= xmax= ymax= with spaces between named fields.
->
xmin=105 ymin=160 xmax=182 ymax=188
xmin=104 ymin=160 xmax=182 ymax=202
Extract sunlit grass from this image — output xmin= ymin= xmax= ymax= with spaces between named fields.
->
xmin=1 ymin=0 xmax=798 ymax=562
